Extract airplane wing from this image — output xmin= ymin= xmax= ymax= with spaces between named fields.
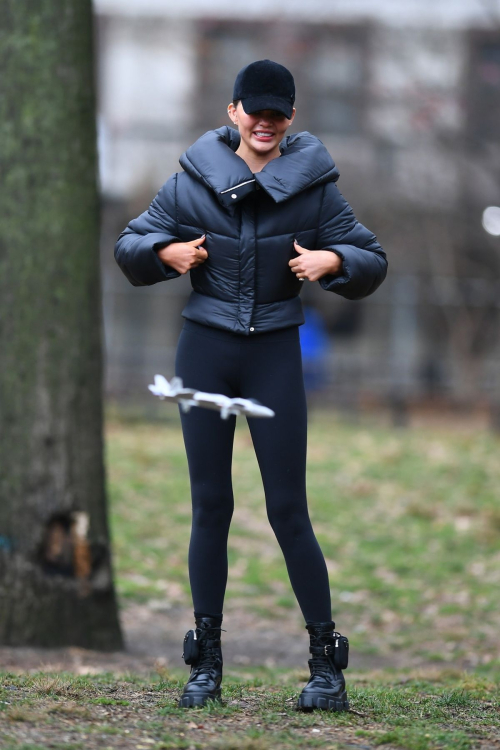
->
xmin=192 ymin=392 xmax=233 ymax=412
xmin=225 ymin=398 xmax=275 ymax=418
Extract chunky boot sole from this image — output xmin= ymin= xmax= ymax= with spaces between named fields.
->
xmin=297 ymin=690 xmax=349 ymax=712
xmin=178 ymin=689 xmax=222 ymax=708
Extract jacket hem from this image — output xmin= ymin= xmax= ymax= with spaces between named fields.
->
xmin=181 ymin=290 xmax=304 ymax=335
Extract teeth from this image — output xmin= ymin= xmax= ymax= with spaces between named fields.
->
xmin=255 ymin=132 xmax=273 ymax=137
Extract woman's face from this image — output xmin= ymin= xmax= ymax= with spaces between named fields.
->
xmin=228 ymin=101 xmax=295 ymax=158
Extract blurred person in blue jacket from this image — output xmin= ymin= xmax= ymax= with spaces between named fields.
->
xmin=300 ymin=305 xmax=330 ymax=393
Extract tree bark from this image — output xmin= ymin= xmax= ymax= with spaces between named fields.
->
xmin=0 ymin=1 xmax=123 ymax=649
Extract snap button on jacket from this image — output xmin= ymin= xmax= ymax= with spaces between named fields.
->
xmin=114 ymin=127 xmax=387 ymax=335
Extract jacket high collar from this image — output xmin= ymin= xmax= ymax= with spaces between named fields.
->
xmin=179 ymin=126 xmax=340 ymax=208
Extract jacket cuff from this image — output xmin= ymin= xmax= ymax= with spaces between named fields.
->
xmin=115 ymin=231 xmax=182 ymax=286
xmin=319 ymin=247 xmax=351 ymax=291
xmin=153 ymin=241 xmax=181 ymax=280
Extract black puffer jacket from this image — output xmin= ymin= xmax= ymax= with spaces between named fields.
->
xmin=114 ymin=127 xmax=387 ymax=335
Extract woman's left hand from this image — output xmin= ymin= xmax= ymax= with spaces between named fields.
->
xmin=289 ymin=240 xmax=343 ymax=282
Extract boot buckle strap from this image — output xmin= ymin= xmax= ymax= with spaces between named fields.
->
xmin=309 ymin=644 xmax=334 ymax=656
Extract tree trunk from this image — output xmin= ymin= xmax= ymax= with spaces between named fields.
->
xmin=0 ymin=1 xmax=123 ymax=649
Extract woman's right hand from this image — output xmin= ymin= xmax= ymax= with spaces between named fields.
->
xmin=157 ymin=235 xmax=208 ymax=274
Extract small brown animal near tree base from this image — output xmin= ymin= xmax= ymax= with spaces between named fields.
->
xmin=0 ymin=1 xmax=123 ymax=650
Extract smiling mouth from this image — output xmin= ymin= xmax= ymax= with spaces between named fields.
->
xmin=253 ymin=131 xmax=275 ymax=139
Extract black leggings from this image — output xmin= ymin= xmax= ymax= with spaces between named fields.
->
xmin=175 ymin=319 xmax=331 ymax=624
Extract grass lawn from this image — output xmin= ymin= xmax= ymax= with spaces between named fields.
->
xmin=107 ymin=411 xmax=500 ymax=671
xmin=1 ymin=411 xmax=499 ymax=749
xmin=0 ymin=668 xmax=499 ymax=749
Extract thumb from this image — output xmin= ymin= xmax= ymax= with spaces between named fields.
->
xmin=294 ymin=239 xmax=309 ymax=253
xmin=187 ymin=235 xmax=206 ymax=245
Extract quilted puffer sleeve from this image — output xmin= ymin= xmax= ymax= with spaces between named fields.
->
xmin=114 ymin=174 xmax=182 ymax=287
xmin=317 ymin=182 xmax=387 ymax=300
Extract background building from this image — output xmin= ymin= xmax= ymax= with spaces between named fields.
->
xmin=95 ymin=0 xmax=500 ymax=416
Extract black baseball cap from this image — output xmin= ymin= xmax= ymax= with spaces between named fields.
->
xmin=233 ymin=60 xmax=295 ymax=119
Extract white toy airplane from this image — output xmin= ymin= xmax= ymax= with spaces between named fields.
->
xmin=148 ymin=375 xmax=275 ymax=420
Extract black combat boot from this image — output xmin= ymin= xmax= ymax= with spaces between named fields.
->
xmin=178 ymin=616 xmax=224 ymax=707
xmin=297 ymin=621 xmax=349 ymax=711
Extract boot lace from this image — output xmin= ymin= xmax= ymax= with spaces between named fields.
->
xmin=308 ymin=632 xmax=338 ymax=680
xmin=309 ymin=654 xmax=334 ymax=679
xmin=196 ymin=645 xmax=219 ymax=672
xmin=193 ymin=627 xmax=224 ymax=674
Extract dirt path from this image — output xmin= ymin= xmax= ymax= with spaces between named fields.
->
xmin=0 ymin=602 xmax=456 ymax=676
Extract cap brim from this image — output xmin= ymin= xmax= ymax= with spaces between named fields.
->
xmin=240 ymin=94 xmax=294 ymax=119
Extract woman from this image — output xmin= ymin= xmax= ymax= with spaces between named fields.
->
xmin=115 ymin=59 xmax=387 ymax=711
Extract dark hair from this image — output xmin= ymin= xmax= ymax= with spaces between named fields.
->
xmin=232 ymin=99 xmax=240 ymax=107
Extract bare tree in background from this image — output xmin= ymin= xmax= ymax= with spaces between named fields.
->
xmin=0 ymin=1 xmax=123 ymax=649
xmin=422 ymin=25 xmax=500 ymax=403
xmin=367 ymin=23 xmax=500 ymax=409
